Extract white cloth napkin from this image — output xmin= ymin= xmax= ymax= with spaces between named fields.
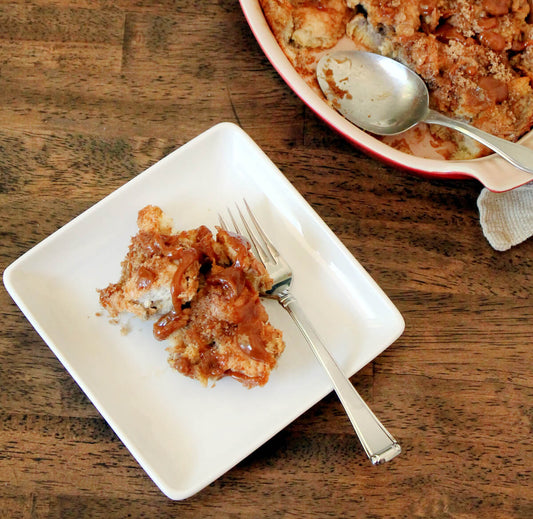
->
xmin=477 ymin=181 xmax=533 ymax=251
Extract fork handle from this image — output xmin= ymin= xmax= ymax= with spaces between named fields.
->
xmin=278 ymin=289 xmax=401 ymax=464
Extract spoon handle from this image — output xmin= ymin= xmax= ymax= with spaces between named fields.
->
xmin=425 ymin=109 xmax=533 ymax=175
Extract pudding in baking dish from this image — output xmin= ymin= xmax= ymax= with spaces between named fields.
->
xmin=259 ymin=0 xmax=533 ymax=160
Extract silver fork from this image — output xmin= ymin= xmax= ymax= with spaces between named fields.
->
xmin=220 ymin=200 xmax=401 ymax=465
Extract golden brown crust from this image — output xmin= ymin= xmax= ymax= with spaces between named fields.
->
xmin=259 ymin=0 xmax=353 ymax=84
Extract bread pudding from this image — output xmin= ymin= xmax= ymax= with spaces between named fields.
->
xmin=98 ymin=205 xmax=285 ymax=388
xmin=259 ymin=0 xmax=533 ymax=160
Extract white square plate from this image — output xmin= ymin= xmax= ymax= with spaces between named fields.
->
xmin=4 ymin=122 xmax=404 ymax=499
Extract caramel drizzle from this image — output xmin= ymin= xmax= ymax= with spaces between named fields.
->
xmin=146 ymin=228 xmax=272 ymax=367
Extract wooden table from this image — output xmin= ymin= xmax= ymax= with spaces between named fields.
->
xmin=1 ymin=1 xmax=531 ymax=517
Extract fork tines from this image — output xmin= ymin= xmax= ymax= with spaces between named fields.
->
xmin=218 ymin=200 xmax=275 ymax=266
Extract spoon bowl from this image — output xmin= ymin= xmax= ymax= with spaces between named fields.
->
xmin=317 ymin=50 xmax=533 ymax=176
xmin=317 ymin=51 xmax=428 ymax=135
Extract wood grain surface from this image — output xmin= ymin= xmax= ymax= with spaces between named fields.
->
xmin=1 ymin=1 xmax=532 ymax=517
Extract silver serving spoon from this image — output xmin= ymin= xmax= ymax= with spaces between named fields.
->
xmin=317 ymin=50 xmax=533 ymax=175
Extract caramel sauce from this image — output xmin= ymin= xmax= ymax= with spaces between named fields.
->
xmin=139 ymin=225 xmax=214 ymax=261
xmin=208 ymin=264 xmax=246 ymax=298
xmin=435 ymin=23 xmax=465 ymax=43
xmin=477 ymin=17 xmax=498 ymax=30
xmin=154 ymin=308 xmax=191 ymax=341
xmin=137 ymin=266 xmax=156 ymax=289
xmin=227 ymin=369 xmax=268 ymax=386
xmin=420 ymin=0 xmax=437 ymax=16
xmin=479 ymin=30 xmax=506 ymax=52
xmin=207 ymin=266 xmax=273 ymax=364
xmin=235 ymin=297 xmax=273 ymax=363
xmin=148 ymin=228 xmax=273 ymax=374
xmin=148 ymin=241 xmax=204 ymax=341
xmin=139 ymin=231 xmax=186 ymax=260
xmin=170 ymin=248 xmax=200 ymax=309
xmin=478 ymin=76 xmax=509 ymax=103
xmin=482 ymin=0 xmax=510 ymax=16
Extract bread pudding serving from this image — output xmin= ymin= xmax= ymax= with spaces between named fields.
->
xmin=259 ymin=0 xmax=533 ymax=160
xmin=98 ymin=205 xmax=286 ymax=388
